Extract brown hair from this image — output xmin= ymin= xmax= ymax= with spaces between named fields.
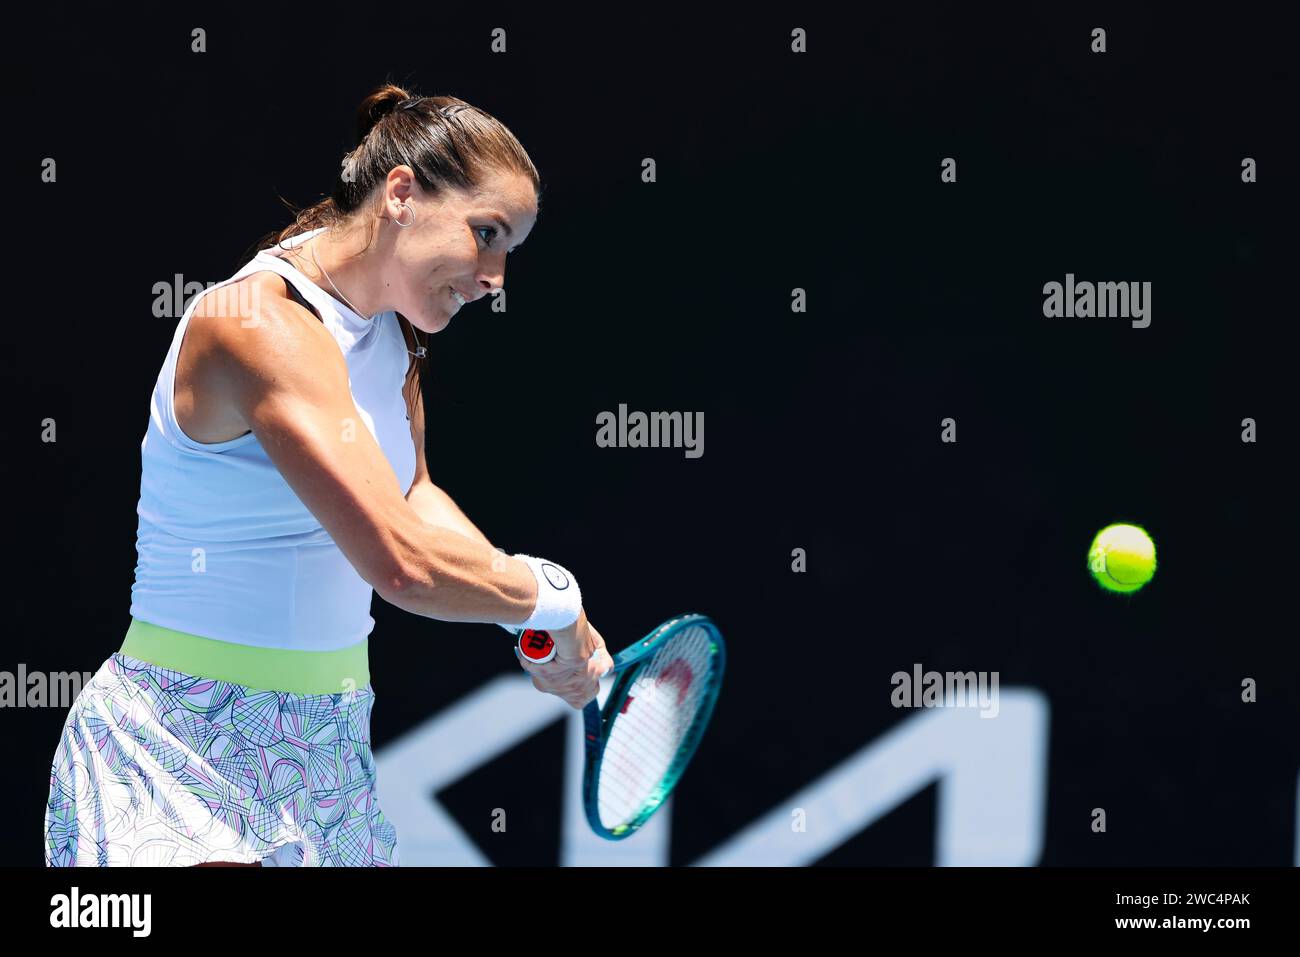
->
xmin=250 ymin=81 xmax=542 ymax=417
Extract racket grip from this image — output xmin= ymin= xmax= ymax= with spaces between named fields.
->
xmin=516 ymin=628 xmax=556 ymax=664
xmin=514 ymin=629 xmax=614 ymax=678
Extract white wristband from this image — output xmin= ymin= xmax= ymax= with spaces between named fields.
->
xmin=496 ymin=554 xmax=582 ymax=634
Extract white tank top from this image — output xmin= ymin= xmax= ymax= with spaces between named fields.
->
xmin=130 ymin=228 xmax=419 ymax=651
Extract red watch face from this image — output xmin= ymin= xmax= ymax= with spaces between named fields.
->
xmin=518 ymin=629 xmax=555 ymax=663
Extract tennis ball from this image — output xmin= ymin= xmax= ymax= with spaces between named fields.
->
xmin=1088 ymin=523 xmax=1157 ymax=594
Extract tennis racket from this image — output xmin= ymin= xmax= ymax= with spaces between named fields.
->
xmin=509 ymin=613 xmax=725 ymax=840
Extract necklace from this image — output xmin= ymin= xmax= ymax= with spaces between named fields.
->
xmin=301 ymin=230 xmax=427 ymax=358
xmin=308 ymin=235 xmax=371 ymax=321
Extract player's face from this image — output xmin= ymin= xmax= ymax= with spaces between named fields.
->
xmin=388 ymin=168 xmax=538 ymax=334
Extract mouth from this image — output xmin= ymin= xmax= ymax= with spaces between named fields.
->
xmin=447 ymin=286 xmax=468 ymax=309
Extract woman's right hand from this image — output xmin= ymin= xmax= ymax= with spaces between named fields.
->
xmin=515 ymin=609 xmax=610 ymax=709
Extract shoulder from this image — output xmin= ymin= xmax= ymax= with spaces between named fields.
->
xmin=191 ymin=271 xmax=346 ymax=391
xmin=191 ymin=270 xmax=305 ymax=326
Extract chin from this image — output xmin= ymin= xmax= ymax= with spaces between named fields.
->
xmin=409 ymin=312 xmax=449 ymax=335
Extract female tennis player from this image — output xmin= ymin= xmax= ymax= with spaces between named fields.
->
xmin=43 ymin=82 xmax=608 ymax=867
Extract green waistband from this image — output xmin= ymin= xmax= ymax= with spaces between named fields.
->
xmin=120 ymin=618 xmax=369 ymax=695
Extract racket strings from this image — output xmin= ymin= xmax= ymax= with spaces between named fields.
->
xmin=596 ymin=623 xmax=716 ymax=828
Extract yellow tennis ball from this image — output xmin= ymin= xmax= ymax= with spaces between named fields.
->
xmin=1088 ymin=523 xmax=1156 ymax=594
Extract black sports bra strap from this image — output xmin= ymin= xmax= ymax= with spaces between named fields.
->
xmin=281 ymin=273 xmax=323 ymax=323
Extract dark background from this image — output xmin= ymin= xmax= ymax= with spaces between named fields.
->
xmin=3 ymin=3 xmax=1296 ymax=865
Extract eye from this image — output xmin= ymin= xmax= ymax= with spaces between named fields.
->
xmin=475 ymin=225 xmax=499 ymax=246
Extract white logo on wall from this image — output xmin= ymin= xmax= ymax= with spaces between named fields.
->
xmin=377 ymin=680 xmax=1050 ymax=865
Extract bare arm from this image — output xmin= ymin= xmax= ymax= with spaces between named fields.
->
xmin=206 ymin=275 xmax=535 ymax=626
xmin=406 ymin=480 xmax=493 ymax=547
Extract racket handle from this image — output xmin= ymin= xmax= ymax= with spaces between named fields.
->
xmin=516 ymin=628 xmax=556 ymax=664
xmin=514 ymin=628 xmax=614 ymax=678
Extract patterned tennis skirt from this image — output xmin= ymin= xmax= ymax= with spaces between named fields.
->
xmin=44 ymin=653 xmax=399 ymax=866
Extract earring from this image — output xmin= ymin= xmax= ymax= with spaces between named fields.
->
xmin=394 ymin=202 xmax=416 ymax=228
